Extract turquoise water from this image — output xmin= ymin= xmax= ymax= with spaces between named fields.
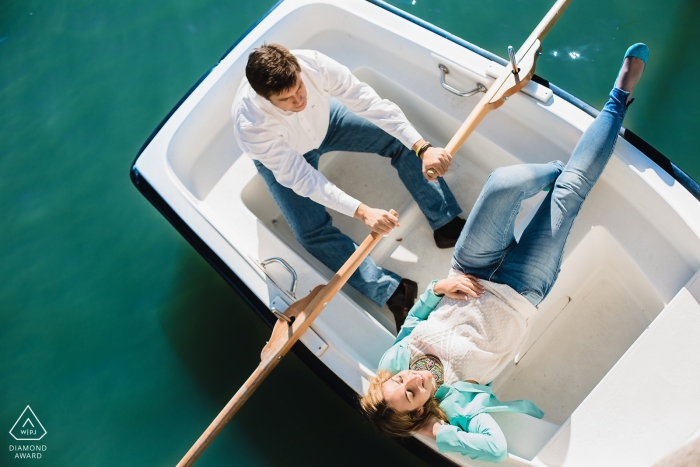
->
xmin=1 ymin=1 xmax=698 ymax=466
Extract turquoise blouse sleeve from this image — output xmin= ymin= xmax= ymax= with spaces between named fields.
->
xmin=433 ymin=382 xmax=544 ymax=462
xmin=394 ymin=280 xmax=443 ymax=343
xmin=435 ymin=414 xmax=508 ymax=463
xmin=377 ymin=281 xmax=443 ymax=374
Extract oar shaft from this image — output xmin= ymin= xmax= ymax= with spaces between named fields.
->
xmin=313 ymin=231 xmax=383 ymax=303
xmin=275 ymin=230 xmax=384 ymax=354
xmin=443 ymin=0 xmax=572 ymax=159
xmin=523 ymin=0 xmax=572 ymax=48
xmin=338 ymin=231 xmax=382 ymax=277
xmin=176 ymin=213 xmax=393 ymax=467
xmin=176 ymin=363 xmax=275 ymax=467
xmin=445 ymin=97 xmax=491 ymax=156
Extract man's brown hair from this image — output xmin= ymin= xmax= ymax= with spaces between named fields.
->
xmin=246 ymin=43 xmax=301 ymax=99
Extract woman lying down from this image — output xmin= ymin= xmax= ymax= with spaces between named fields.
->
xmin=361 ymin=43 xmax=649 ymax=462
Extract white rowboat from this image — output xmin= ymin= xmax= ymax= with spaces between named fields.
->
xmin=131 ymin=1 xmax=700 ymax=465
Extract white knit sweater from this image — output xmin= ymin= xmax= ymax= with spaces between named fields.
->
xmin=408 ymin=272 xmax=538 ymax=385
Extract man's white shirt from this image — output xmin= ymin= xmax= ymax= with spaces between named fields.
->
xmin=232 ymin=49 xmax=423 ymax=217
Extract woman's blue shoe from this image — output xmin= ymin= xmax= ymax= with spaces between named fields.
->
xmin=615 ymin=43 xmax=649 ymax=96
xmin=623 ymin=43 xmax=649 ymax=69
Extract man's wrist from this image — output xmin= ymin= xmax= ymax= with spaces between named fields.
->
xmin=412 ymin=139 xmax=433 ymax=158
xmin=416 ymin=142 xmax=432 ymax=159
xmin=411 ymin=139 xmax=426 ymax=152
xmin=353 ymin=203 xmax=367 ymax=220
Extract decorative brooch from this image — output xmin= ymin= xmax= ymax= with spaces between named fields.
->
xmin=409 ymin=354 xmax=444 ymax=388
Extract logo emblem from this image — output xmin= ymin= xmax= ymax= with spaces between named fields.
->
xmin=9 ymin=406 xmax=46 ymax=441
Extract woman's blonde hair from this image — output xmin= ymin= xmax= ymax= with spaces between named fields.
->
xmin=359 ymin=370 xmax=448 ymax=437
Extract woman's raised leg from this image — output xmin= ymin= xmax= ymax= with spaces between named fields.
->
xmin=451 ymin=161 xmax=564 ymax=278
xmin=493 ymin=46 xmax=648 ymax=306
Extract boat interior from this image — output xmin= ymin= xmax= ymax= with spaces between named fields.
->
xmin=153 ymin=1 xmax=700 ymax=464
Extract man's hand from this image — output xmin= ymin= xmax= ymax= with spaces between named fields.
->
xmin=354 ymin=204 xmax=400 ymax=235
xmin=422 ymin=147 xmax=452 ymax=180
xmin=434 ymin=275 xmax=485 ymax=299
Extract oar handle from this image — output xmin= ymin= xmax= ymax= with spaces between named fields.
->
xmin=176 ymin=211 xmax=396 ymax=467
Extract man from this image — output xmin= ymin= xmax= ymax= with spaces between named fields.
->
xmin=233 ymin=44 xmax=465 ymax=330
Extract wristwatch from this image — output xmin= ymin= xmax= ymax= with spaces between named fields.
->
xmin=415 ymin=142 xmax=432 ymax=159
xmin=429 ymin=279 xmax=444 ymax=297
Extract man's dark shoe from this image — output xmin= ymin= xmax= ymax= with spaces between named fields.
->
xmin=434 ymin=217 xmax=466 ymax=249
xmin=386 ymin=278 xmax=418 ymax=332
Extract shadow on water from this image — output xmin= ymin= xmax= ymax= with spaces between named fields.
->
xmin=158 ymin=248 xmax=427 ymax=466
xmin=158 ymin=247 xmax=270 ymax=402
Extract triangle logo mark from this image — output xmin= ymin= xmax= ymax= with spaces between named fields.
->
xmin=9 ymin=406 xmax=47 ymax=441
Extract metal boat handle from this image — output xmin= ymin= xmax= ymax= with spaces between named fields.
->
xmin=439 ymin=64 xmax=487 ymax=97
xmin=259 ymin=257 xmax=297 ymax=299
xmin=271 ymin=307 xmax=294 ymax=325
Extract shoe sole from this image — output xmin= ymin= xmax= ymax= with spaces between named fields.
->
xmin=434 ymin=235 xmax=457 ymax=249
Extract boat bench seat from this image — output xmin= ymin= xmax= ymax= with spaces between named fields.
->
xmin=535 ymin=271 xmax=700 ymax=467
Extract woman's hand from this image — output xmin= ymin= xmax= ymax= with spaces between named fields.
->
xmin=434 ymin=275 xmax=485 ymax=299
xmin=416 ymin=416 xmax=442 ymax=439
xmin=354 ymin=204 xmax=400 ymax=235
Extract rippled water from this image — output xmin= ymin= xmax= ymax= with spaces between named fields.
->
xmin=1 ymin=1 xmax=698 ymax=466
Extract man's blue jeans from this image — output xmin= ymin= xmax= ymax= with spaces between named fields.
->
xmin=255 ymin=100 xmax=462 ymax=306
xmin=452 ymin=87 xmax=630 ymax=306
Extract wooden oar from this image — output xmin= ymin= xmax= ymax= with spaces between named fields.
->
xmin=176 ymin=212 xmax=396 ymax=467
xmin=427 ymin=0 xmax=572 ymax=179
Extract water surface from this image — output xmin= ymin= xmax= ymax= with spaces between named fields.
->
xmin=1 ymin=1 xmax=698 ymax=466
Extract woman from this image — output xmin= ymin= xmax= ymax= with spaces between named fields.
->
xmin=360 ymin=43 xmax=649 ymax=463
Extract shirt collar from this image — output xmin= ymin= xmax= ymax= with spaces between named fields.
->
xmin=249 ymin=86 xmax=295 ymax=117
xmin=434 ymin=381 xmax=495 ymax=401
xmin=434 ymin=384 xmax=451 ymax=401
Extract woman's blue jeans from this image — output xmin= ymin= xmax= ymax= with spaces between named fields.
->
xmin=452 ymin=87 xmax=630 ymax=306
xmin=255 ymin=100 xmax=462 ymax=306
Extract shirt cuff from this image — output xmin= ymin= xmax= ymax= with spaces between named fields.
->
xmin=336 ymin=192 xmax=362 ymax=218
xmin=435 ymin=424 xmax=461 ymax=451
xmin=435 ymin=421 xmax=508 ymax=462
xmin=396 ymin=126 xmax=423 ymax=151
xmin=314 ymin=183 xmax=362 ymax=218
